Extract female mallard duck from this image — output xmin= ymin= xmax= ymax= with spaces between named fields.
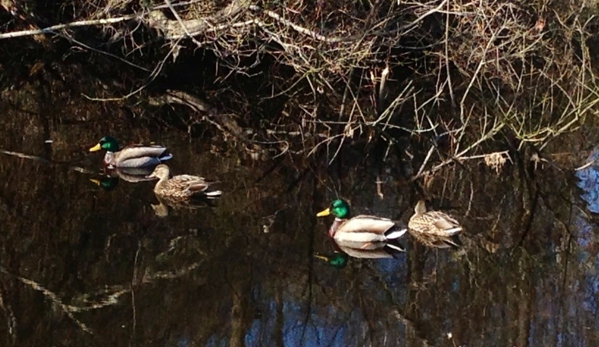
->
xmin=148 ymin=164 xmax=222 ymax=201
xmin=316 ymin=199 xmax=407 ymax=256
xmin=89 ymin=136 xmax=172 ymax=169
xmin=407 ymin=200 xmax=462 ymax=248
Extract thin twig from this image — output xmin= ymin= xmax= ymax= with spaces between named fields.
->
xmin=0 ymin=15 xmax=136 ymax=39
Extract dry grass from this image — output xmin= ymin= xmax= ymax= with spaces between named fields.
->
xmin=2 ymin=0 xmax=598 ymax=171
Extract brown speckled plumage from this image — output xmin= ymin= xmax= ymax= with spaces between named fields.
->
xmin=408 ymin=200 xmax=462 ymax=248
xmin=149 ymin=164 xmax=222 ymax=201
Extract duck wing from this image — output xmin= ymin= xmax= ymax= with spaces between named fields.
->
xmin=117 ymin=145 xmax=171 ymax=162
xmin=338 ymin=215 xmax=396 ymax=235
xmin=171 ymin=175 xmax=220 ymax=194
xmin=333 ymin=215 xmax=406 ymax=247
xmin=427 ymin=211 xmax=462 ymax=236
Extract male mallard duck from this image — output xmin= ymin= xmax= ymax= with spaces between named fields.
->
xmin=148 ymin=164 xmax=222 ymax=201
xmin=316 ymin=199 xmax=407 ymax=255
xmin=314 ymin=252 xmax=349 ymax=269
xmin=407 ymin=200 xmax=462 ymax=248
xmin=89 ymin=136 xmax=172 ymax=169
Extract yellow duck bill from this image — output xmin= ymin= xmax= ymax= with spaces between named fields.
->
xmin=89 ymin=143 xmax=102 ymax=152
xmin=316 ymin=208 xmax=331 ymax=217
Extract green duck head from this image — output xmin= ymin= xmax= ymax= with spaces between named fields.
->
xmin=89 ymin=136 xmax=120 ymax=153
xmin=315 ymin=253 xmax=349 ymax=269
xmin=316 ymin=199 xmax=351 ymax=219
xmin=89 ymin=177 xmax=119 ymax=191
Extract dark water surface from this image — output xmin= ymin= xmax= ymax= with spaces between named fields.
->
xmin=0 ymin=109 xmax=598 ymax=347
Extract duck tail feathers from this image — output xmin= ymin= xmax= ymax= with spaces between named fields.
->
xmin=445 ymin=234 xmax=463 ymax=248
xmin=204 ymin=190 xmax=223 ymax=198
xmin=384 ymin=240 xmax=406 ymax=257
xmin=159 ymin=152 xmax=174 ymax=162
xmin=384 ymin=227 xmax=407 ymax=240
xmin=383 ymin=226 xmax=407 ymax=255
xmin=444 ymin=227 xmax=462 ymax=236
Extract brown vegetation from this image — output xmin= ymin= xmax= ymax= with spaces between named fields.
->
xmin=1 ymin=0 xmax=598 ymax=173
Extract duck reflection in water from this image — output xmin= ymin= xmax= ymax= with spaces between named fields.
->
xmin=89 ymin=176 xmax=119 ymax=191
xmin=315 ymin=252 xmax=349 ymax=269
xmin=314 ymin=243 xmax=407 ymax=269
xmin=89 ymin=166 xmax=158 ymax=192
